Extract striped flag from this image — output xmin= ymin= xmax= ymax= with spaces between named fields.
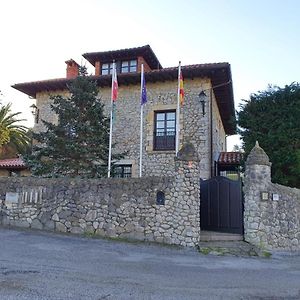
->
xmin=111 ymin=65 xmax=118 ymax=122
xmin=112 ymin=66 xmax=118 ymax=101
xmin=179 ymin=68 xmax=184 ymax=105
xmin=141 ymin=70 xmax=147 ymax=105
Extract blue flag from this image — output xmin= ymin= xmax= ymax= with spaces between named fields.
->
xmin=141 ymin=73 xmax=147 ymax=105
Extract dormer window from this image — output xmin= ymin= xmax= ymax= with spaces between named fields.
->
xmin=101 ymin=63 xmax=113 ymax=75
xmin=101 ymin=60 xmax=137 ymax=75
xmin=121 ymin=60 xmax=137 ymax=73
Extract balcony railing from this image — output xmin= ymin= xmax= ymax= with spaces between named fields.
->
xmin=154 ymin=131 xmax=175 ymax=150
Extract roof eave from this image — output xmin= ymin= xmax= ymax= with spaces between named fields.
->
xmin=83 ymin=45 xmax=163 ymax=70
xmin=12 ymin=64 xmax=236 ymax=134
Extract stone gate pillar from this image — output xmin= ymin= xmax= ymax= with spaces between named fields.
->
xmin=244 ymin=141 xmax=272 ymax=246
xmin=173 ymin=142 xmax=201 ymax=246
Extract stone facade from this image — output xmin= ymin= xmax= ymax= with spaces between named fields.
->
xmin=34 ymin=77 xmax=225 ymax=179
xmin=212 ymin=92 xmax=226 ymax=161
xmin=0 ymin=169 xmax=31 ymax=177
xmin=0 ymin=146 xmax=200 ymax=247
xmin=244 ymin=142 xmax=300 ymax=251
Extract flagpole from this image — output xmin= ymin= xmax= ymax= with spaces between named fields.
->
xmin=107 ymin=62 xmax=115 ymax=178
xmin=175 ymin=61 xmax=181 ymax=155
xmin=139 ymin=64 xmax=144 ymax=178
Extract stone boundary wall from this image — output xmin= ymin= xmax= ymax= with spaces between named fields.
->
xmin=0 ymin=147 xmax=201 ymax=247
xmin=244 ymin=142 xmax=300 ymax=251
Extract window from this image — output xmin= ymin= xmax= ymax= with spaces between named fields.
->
xmin=154 ymin=111 xmax=176 ymax=150
xmin=121 ymin=60 xmax=137 ymax=73
xmin=219 ymin=170 xmax=240 ymax=181
xmin=101 ymin=63 xmax=114 ymax=75
xmin=113 ymin=165 xmax=132 ymax=178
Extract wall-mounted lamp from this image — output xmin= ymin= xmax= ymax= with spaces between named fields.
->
xmin=198 ymin=90 xmax=207 ymax=116
xmin=30 ymin=104 xmax=39 ymax=123
xmin=30 ymin=104 xmax=37 ymax=115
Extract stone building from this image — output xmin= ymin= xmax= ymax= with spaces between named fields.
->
xmin=12 ymin=45 xmax=236 ymax=179
xmin=7 ymin=53 xmax=299 ymax=249
xmin=13 ymin=45 xmax=235 ymax=179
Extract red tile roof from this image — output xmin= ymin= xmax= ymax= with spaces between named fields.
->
xmin=0 ymin=158 xmax=27 ymax=169
xmin=218 ymin=152 xmax=243 ymax=165
xmin=12 ymin=62 xmax=231 ymax=94
xmin=83 ymin=45 xmax=162 ymax=70
xmin=12 ymin=62 xmax=235 ymax=134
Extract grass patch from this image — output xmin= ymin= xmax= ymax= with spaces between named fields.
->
xmin=262 ymin=251 xmax=272 ymax=258
xmin=197 ymin=246 xmax=227 ymax=256
xmin=198 ymin=247 xmax=211 ymax=255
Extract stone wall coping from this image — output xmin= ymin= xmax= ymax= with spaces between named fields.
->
xmin=0 ymin=176 xmax=174 ymax=184
xmin=175 ymin=142 xmax=200 ymax=162
xmin=272 ymin=183 xmax=300 ymax=199
xmin=246 ymin=141 xmax=271 ymax=166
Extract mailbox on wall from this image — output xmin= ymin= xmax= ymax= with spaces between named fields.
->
xmin=156 ymin=191 xmax=165 ymax=205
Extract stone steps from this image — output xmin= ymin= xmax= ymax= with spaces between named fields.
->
xmin=198 ymin=231 xmax=268 ymax=257
xmin=200 ymin=230 xmax=243 ymax=242
xmin=198 ymin=240 xmax=265 ymax=257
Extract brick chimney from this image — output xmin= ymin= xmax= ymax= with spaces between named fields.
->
xmin=65 ymin=59 xmax=80 ymax=79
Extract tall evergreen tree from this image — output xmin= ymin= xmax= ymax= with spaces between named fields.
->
xmin=25 ymin=67 xmax=122 ymax=178
xmin=237 ymin=83 xmax=300 ymax=188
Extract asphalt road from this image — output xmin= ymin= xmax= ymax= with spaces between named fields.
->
xmin=0 ymin=228 xmax=299 ymax=300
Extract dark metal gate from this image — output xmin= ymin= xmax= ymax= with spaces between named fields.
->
xmin=200 ymin=176 xmax=243 ymax=234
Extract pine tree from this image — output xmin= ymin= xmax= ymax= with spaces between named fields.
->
xmin=25 ymin=67 xmax=122 ymax=178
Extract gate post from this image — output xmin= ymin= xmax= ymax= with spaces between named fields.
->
xmin=244 ymin=141 xmax=272 ymax=246
xmin=174 ymin=142 xmax=201 ymax=246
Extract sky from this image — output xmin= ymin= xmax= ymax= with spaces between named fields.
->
xmin=1 ymin=0 xmax=300 ymax=150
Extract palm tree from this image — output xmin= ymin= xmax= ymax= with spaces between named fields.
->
xmin=0 ymin=103 xmax=30 ymax=155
